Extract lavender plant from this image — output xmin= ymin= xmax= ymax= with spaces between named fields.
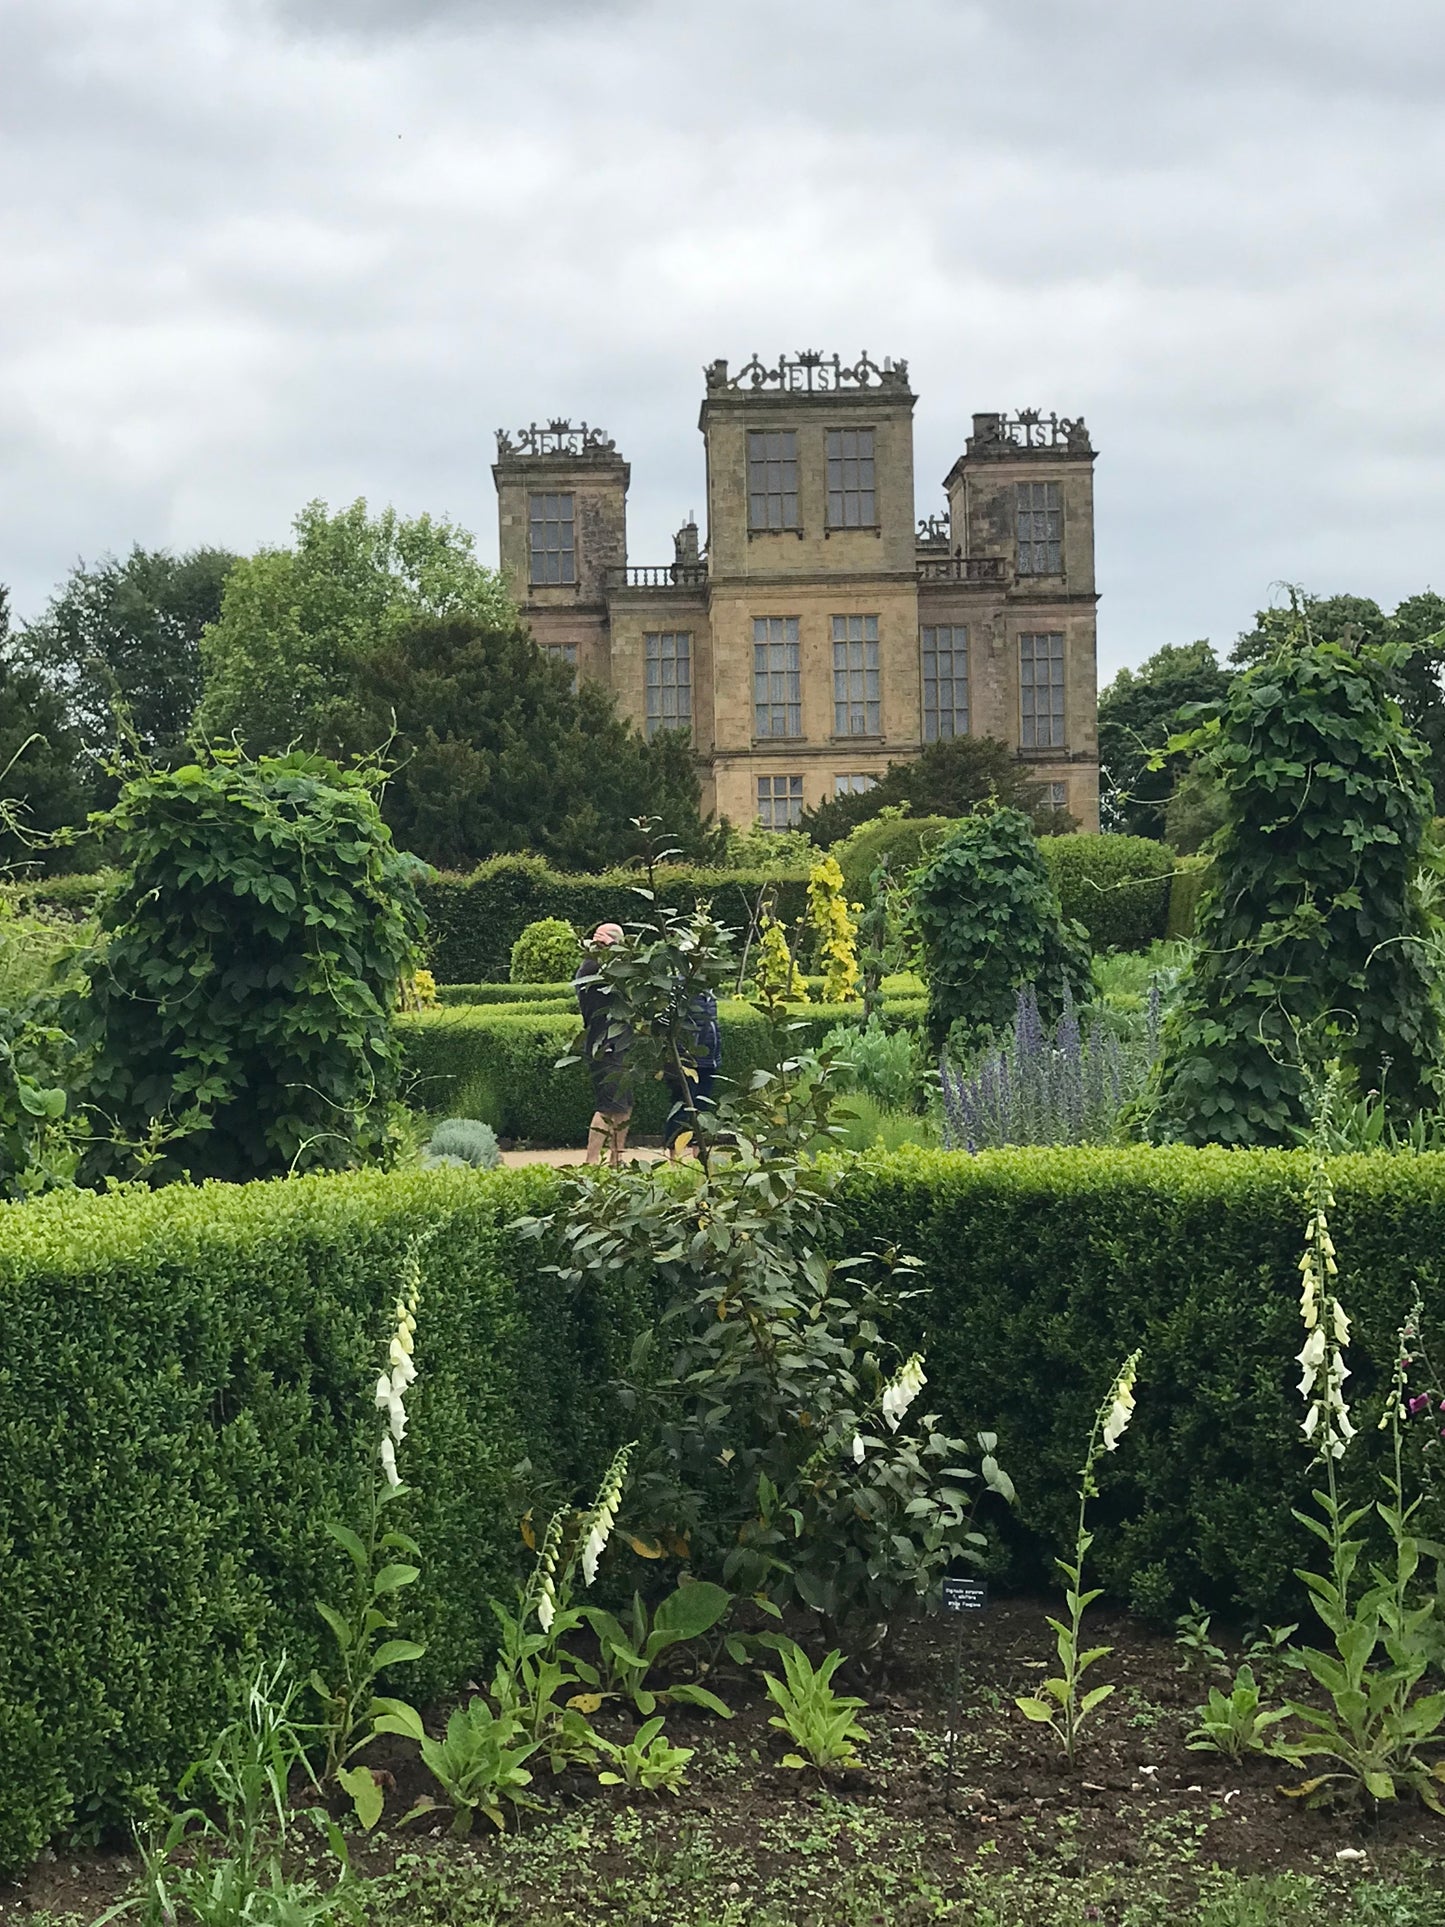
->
xmin=940 ymin=984 xmax=1160 ymax=1151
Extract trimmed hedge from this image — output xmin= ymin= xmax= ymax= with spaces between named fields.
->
xmin=1037 ymin=835 xmax=1175 ymax=951
xmin=419 ymin=856 xmax=812 ymax=983
xmin=5 ymin=1147 xmax=1445 ymax=1872
xmin=0 ymin=869 xmax=117 ymax=922
xmin=397 ymin=1000 xmax=886 ymax=1142
xmin=0 ymin=1165 xmax=644 ymax=1877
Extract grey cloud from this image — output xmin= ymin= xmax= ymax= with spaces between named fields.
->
xmin=3 ymin=0 xmax=1444 ymax=683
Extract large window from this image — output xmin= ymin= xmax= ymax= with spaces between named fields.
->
xmin=644 ymin=631 xmax=692 ymax=737
xmin=753 ymin=617 xmax=802 ymax=738
xmin=1020 ymin=632 xmax=1066 ymax=748
xmin=757 ymin=774 xmax=804 ymax=828
xmin=1016 ymin=481 xmax=1062 ymax=575
xmin=921 ymin=625 xmax=968 ymax=741
xmin=826 ymin=428 xmax=876 ymax=528
xmin=835 ymin=773 xmax=878 ymax=797
xmin=748 ymin=431 xmax=799 ymax=531
xmin=529 ymin=492 xmax=576 ymax=584
xmin=831 ymin=615 xmax=880 ymax=736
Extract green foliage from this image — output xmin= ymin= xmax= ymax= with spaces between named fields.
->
xmin=70 ymin=749 xmax=424 ymax=1184
xmin=581 ymin=1582 xmax=733 ymax=1718
xmin=195 ymin=499 xmax=512 ymax=758
xmin=822 ymin=1019 xmax=924 ymax=1112
xmin=1015 ymin=1353 xmax=1140 ymax=1761
xmin=419 ymin=854 xmax=811 ymax=984
xmin=594 ymin=1715 xmax=695 ymax=1794
xmin=0 ymin=625 xmax=91 ymax=864
xmin=405 ymin=1700 xmax=539 ymax=1836
xmin=1098 ymin=640 xmax=1233 ymax=839
xmin=1187 ymin=1665 xmax=1288 ymax=1761
xmin=1036 ymin=833 xmax=1175 ymax=951
xmin=1148 ymin=637 xmax=1445 ymax=1146
xmin=1167 ymin=854 xmax=1212 ymax=941
xmin=421 ymin=1117 xmax=500 ymax=1169
xmin=711 ymin=824 xmax=816 ymax=871
xmin=762 ymin=1642 xmax=869 ymax=1773
xmin=356 ymin=618 xmax=706 ymax=872
xmin=912 ymin=805 xmax=1091 ymax=1054
xmin=801 ymin=735 xmax=1057 ymax=846
xmin=16 ymin=544 xmax=236 ymax=758
xmin=509 ymin=917 xmax=581 ymax=984
xmin=0 ymin=1160 xmax=630 ymax=1876
xmin=832 ymin=813 xmax=956 ymax=902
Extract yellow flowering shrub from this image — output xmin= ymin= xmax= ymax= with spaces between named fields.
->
xmin=397 ymin=967 xmax=440 ymax=1012
xmin=807 ymin=856 xmax=860 ymax=1003
xmin=753 ymin=914 xmax=807 ymax=1005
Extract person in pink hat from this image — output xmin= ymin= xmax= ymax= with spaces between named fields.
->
xmin=573 ymin=923 xmax=634 ymax=1165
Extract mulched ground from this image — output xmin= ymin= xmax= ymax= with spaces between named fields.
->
xmin=11 ymin=1599 xmax=1445 ymax=1926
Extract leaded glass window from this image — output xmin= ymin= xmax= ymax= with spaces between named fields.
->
xmin=1016 ymin=481 xmax=1062 ymax=575
xmin=748 ymin=431 xmax=799 ymax=531
xmin=921 ymin=625 xmax=968 ymax=741
xmin=826 ymin=428 xmax=876 ymax=528
xmin=644 ymin=632 xmax=692 ymax=737
xmin=757 ymin=774 xmax=804 ymax=828
xmin=831 ymin=615 xmax=880 ymax=736
xmin=1020 ymin=632 xmax=1066 ymax=748
xmin=753 ymin=616 xmax=802 ymax=738
xmin=529 ymin=492 xmax=575 ymax=584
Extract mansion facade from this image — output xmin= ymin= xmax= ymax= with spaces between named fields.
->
xmin=493 ymin=352 xmax=1099 ymax=830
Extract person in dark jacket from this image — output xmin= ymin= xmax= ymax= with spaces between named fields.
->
xmin=662 ymin=986 xmax=722 ymax=1158
xmin=574 ymin=923 xmax=633 ymax=1166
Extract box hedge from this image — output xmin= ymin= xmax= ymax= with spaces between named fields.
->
xmin=1036 ymin=835 xmax=1176 ymax=951
xmin=418 ymin=856 xmax=812 ymax=983
xmin=4 ymin=1147 xmax=1444 ymax=1874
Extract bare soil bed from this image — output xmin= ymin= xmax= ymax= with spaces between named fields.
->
xmin=12 ymin=1599 xmax=1445 ymax=1927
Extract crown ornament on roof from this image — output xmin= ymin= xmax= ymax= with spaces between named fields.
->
xmin=703 ymin=351 xmax=910 ymax=394
xmin=495 ymin=420 xmax=617 ymax=457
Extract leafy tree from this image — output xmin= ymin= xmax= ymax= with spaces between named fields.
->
xmin=801 ymin=736 xmax=1055 ymax=847
xmin=195 ymin=499 xmax=512 ymax=756
xmin=1233 ymin=591 xmax=1445 ymax=806
xmin=1148 ymin=635 xmax=1444 ymax=1146
xmin=360 ymin=617 xmax=705 ymax=870
xmin=68 ymin=749 xmax=424 ymax=1185
xmin=16 ymin=546 xmax=235 ymax=757
xmin=0 ymin=588 xmax=90 ymax=862
xmin=911 ymin=804 xmax=1090 ymax=1057
xmin=1097 ymin=641 xmax=1233 ymax=838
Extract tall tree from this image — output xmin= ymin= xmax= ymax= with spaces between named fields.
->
xmin=17 ymin=545 xmax=235 ymax=757
xmin=1232 ymin=590 xmax=1445 ymax=806
xmin=0 ymin=588 xmax=89 ymax=863
xmin=801 ymin=735 xmax=1055 ymax=847
xmin=360 ymin=616 xmax=705 ymax=870
xmin=195 ymin=499 xmax=512 ymax=756
xmin=1097 ymin=640 xmax=1232 ymax=839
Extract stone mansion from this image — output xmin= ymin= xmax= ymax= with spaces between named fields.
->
xmin=493 ymin=351 xmax=1099 ymax=830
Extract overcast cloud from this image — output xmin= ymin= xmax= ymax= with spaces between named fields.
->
xmin=3 ymin=0 xmax=1443 ymax=679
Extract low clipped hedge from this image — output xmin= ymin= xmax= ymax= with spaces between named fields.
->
xmin=419 ymin=856 xmax=812 ymax=983
xmin=0 ymin=1165 xmax=643 ymax=1878
xmin=5 ymin=1147 xmax=1445 ymax=1873
xmin=397 ymin=1000 xmax=908 ymax=1142
xmin=1037 ymin=835 xmax=1176 ymax=951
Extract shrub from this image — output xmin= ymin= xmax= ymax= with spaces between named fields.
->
xmin=1037 ymin=834 xmax=1175 ymax=951
xmin=68 ymin=751 xmax=425 ymax=1184
xmin=822 ymin=1020 xmax=924 ymax=1112
xmin=5 ymin=1147 xmax=1445 ymax=1868
xmin=418 ymin=856 xmax=810 ymax=984
xmin=509 ymin=918 xmax=581 ymax=985
xmin=1166 ymin=855 xmax=1212 ymax=941
xmin=912 ymin=806 xmax=1091 ymax=1054
xmin=421 ymin=1117 xmax=501 ymax=1168
xmin=834 ymin=816 xmax=956 ymax=903
xmin=1149 ymin=638 xmax=1444 ymax=1145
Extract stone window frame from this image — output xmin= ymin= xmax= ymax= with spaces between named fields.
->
xmin=831 ymin=615 xmax=881 ymax=737
xmin=1016 ymin=481 xmax=1063 ymax=576
xmin=1047 ymin=780 xmax=1069 ymax=812
xmin=834 ymin=772 xmax=878 ymax=797
xmin=826 ymin=427 xmax=877 ymax=529
xmin=1019 ymin=631 xmax=1066 ymax=750
xmin=644 ymin=631 xmax=693 ymax=738
xmin=921 ymin=624 xmax=968 ymax=742
xmin=529 ymin=492 xmax=576 ymax=585
xmin=747 ymin=430 xmax=800 ymax=533
xmin=753 ymin=616 xmax=803 ymax=739
xmin=757 ymin=773 xmax=804 ymax=828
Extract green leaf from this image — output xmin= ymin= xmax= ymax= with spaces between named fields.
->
xmin=372 ymin=1562 xmax=421 ymax=1594
xmin=1015 ymin=1697 xmax=1056 ymax=1723
xmin=337 ymin=1765 xmax=384 ymax=1832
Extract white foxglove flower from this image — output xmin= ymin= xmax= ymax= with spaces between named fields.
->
xmin=852 ymin=1434 xmax=866 ymax=1465
xmin=380 ymin=1434 xmax=401 ymax=1489
xmin=1102 ymin=1357 xmax=1138 ymax=1452
xmin=1297 ymin=1325 xmax=1327 ymax=1400
xmin=537 ymin=1588 xmax=555 ymax=1635
xmin=881 ymin=1354 xmax=927 ymax=1431
xmin=581 ymin=1524 xmax=608 ymax=1586
xmin=374 ymin=1373 xmax=392 ymax=1409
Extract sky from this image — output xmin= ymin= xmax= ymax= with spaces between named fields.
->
xmin=3 ymin=0 xmax=1443 ymax=683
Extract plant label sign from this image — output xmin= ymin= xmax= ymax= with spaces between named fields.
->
xmin=942 ymin=1576 xmax=988 ymax=1613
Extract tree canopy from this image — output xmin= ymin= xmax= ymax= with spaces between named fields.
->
xmin=1097 ymin=641 xmax=1232 ymax=839
xmin=16 ymin=545 xmax=235 ymax=757
xmin=361 ymin=616 xmax=705 ymax=870
xmin=0 ymin=588 xmax=90 ymax=864
xmin=194 ymin=499 xmax=513 ymax=756
xmin=801 ymin=735 xmax=1057 ymax=847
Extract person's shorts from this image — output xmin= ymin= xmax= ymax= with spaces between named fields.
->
xmin=589 ymin=1059 xmax=632 ymax=1118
